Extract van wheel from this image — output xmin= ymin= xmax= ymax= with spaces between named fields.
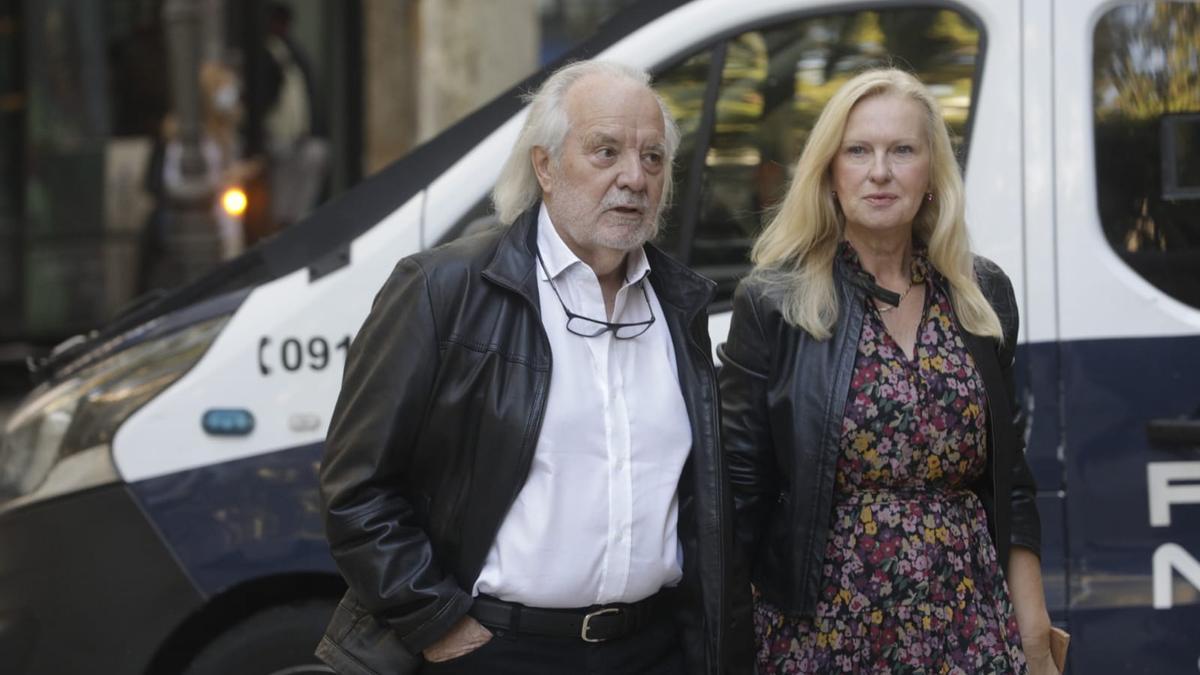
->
xmin=182 ymin=600 xmax=336 ymax=675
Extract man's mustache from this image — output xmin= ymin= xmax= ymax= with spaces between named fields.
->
xmin=601 ymin=191 xmax=651 ymax=211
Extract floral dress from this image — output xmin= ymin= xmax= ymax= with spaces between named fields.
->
xmin=753 ymin=245 xmax=1027 ymax=674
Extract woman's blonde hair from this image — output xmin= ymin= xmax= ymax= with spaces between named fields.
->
xmin=750 ymin=67 xmax=1002 ymax=341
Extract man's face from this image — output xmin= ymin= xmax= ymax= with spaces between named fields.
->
xmin=535 ymin=74 xmax=668 ymax=261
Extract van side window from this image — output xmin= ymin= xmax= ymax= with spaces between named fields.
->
xmin=1094 ymin=3 xmax=1200 ymax=308
xmin=652 ymin=50 xmax=714 ymax=259
xmin=672 ymin=9 xmax=983 ymax=303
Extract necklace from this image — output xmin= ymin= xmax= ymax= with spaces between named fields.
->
xmin=874 ymin=276 xmax=914 ymax=314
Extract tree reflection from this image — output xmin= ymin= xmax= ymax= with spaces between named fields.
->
xmin=1094 ymin=3 xmax=1200 ymax=309
xmin=1095 ymin=4 xmax=1200 ymax=120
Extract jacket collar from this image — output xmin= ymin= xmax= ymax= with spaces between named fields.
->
xmin=645 ymin=244 xmax=715 ymax=316
xmin=482 ymin=203 xmax=715 ymax=316
xmin=481 ymin=205 xmax=542 ymax=306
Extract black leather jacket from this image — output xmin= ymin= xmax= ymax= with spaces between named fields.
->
xmin=718 ymin=254 xmax=1041 ymax=617
xmin=316 ymin=206 xmax=752 ymax=675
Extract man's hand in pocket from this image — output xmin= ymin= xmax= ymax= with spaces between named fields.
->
xmin=423 ymin=615 xmax=494 ymax=663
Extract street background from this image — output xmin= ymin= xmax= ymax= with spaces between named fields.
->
xmin=0 ymin=0 xmax=637 ymax=430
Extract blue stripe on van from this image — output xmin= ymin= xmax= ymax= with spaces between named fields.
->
xmin=1016 ymin=341 xmax=1065 ymax=489
xmin=1025 ymin=334 xmax=1200 ymax=673
xmin=1015 ymin=342 xmax=1068 ymax=617
xmin=1057 ymin=334 xmax=1200 ymax=579
xmin=126 ymin=442 xmax=335 ymax=598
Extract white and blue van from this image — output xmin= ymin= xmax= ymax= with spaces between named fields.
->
xmin=1 ymin=0 xmax=1198 ymax=673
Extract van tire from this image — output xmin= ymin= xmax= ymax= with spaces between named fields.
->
xmin=181 ymin=599 xmax=337 ymax=675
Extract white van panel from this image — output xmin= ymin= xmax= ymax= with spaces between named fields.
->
xmin=1021 ymin=0 xmax=1060 ymax=346
xmin=350 ymin=192 xmax=426 ymax=265
xmin=707 ymin=311 xmax=732 ymax=363
xmin=424 ymin=113 xmax=529 ymax=247
xmin=113 ymin=196 xmax=426 ymax=482
xmin=958 ymin=0 xmax=1026 ymax=340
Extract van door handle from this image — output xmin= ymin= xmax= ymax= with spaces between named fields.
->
xmin=1147 ymin=418 xmax=1200 ymax=448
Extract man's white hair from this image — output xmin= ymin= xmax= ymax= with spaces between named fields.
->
xmin=492 ymin=60 xmax=681 ymax=225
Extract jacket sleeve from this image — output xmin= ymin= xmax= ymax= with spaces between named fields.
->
xmin=320 ymin=258 xmax=472 ymax=654
xmin=988 ymin=261 xmax=1042 ymax=558
xmin=718 ymin=279 xmax=779 ymax=569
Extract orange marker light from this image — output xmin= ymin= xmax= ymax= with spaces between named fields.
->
xmin=221 ymin=187 xmax=248 ymax=217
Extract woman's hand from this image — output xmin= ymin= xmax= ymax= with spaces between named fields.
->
xmin=1026 ymin=650 xmax=1059 ymax=674
xmin=1019 ymin=626 xmax=1059 ymax=675
xmin=1007 ymin=546 xmax=1061 ymax=674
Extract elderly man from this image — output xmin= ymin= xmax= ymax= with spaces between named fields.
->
xmin=316 ymin=60 xmax=750 ymax=675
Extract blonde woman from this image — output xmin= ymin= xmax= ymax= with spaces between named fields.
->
xmin=719 ymin=68 xmax=1057 ymax=674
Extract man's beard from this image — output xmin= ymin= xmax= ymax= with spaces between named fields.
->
xmin=549 ymin=174 xmax=661 ymax=253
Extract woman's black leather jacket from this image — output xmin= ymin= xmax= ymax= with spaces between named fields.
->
xmin=718 ymin=254 xmax=1041 ymax=617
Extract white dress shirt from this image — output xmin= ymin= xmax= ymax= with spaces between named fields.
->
xmin=472 ymin=205 xmax=693 ymax=608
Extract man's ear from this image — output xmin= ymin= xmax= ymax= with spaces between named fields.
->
xmin=532 ymin=146 xmax=554 ymax=196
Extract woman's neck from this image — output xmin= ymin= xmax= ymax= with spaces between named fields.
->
xmin=844 ymin=228 xmax=913 ymax=291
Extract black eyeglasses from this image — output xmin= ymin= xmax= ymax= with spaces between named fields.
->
xmin=535 ymin=251 xmax=656 ymax=339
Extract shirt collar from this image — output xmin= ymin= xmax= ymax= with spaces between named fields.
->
xmin=536 ymin=203 xmax=651 ymax=287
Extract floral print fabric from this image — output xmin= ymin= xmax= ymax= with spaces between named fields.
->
xmin=754 ymin=245 xmax=1027 ymax=674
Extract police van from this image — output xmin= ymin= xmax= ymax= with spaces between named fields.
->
xmin=1 ymin=0 xmax=1197 ymax=673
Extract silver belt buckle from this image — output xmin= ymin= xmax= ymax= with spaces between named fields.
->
xmin=580 ymin=607 xmax=621 ymax=643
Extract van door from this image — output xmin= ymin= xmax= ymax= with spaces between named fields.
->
xmin=1054 ymin=1 xmax=1200 ymax=671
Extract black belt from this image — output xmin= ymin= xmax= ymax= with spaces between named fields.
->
xmin=469 ymin=593 xmax=665 ymax=643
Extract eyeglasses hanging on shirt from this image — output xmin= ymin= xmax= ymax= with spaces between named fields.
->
xmin=535 ymin=250 xmax=656 ymax=339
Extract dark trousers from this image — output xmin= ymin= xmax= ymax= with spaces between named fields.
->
xmin=418 ymin=617 xmax=686 ymax=675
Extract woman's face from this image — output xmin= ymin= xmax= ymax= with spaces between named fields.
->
xmin=831 ymin=93 xmax=931 ymax=240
